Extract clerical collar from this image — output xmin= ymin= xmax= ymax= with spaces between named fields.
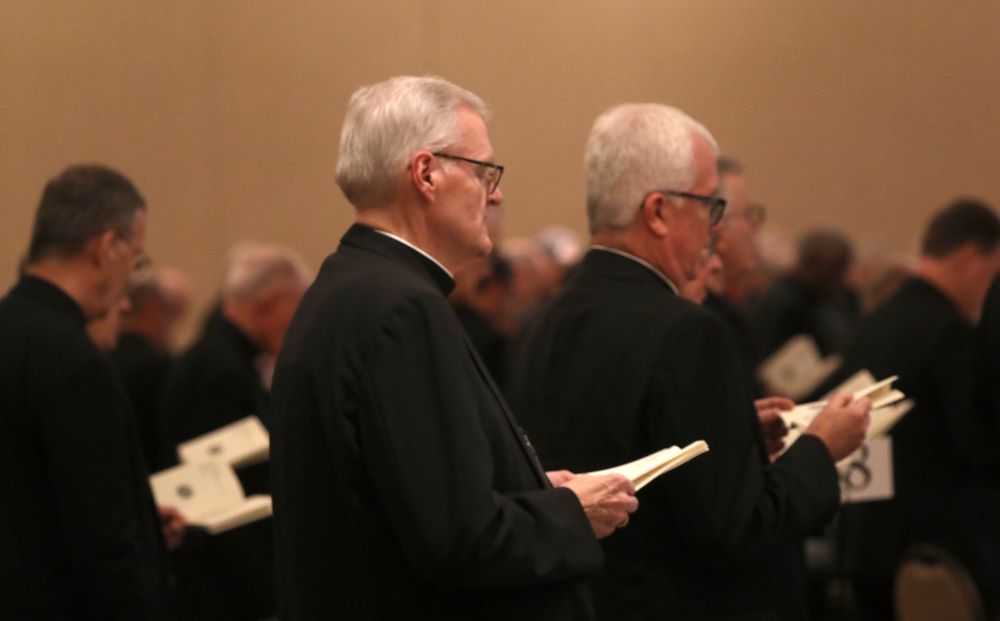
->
xmin=372 ymin=229 xmax=453 ymax=279
xmin=589 ymin=245 xmax=679 ymax=294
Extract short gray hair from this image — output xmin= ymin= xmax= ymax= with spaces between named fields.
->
xmin=584 ymin=103 xmax=717 ymax=234
xmin=335 ymin=76 xmax=488 ymax=208
xmin=222 ymin=242 xmax=312 ymax=302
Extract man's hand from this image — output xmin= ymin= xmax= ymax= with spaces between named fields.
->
xmin=158 ymin=506 xmax=186 ymax=550
xmin=805 ymin=392 xmax=872 ymax=461
xmin=560 ymin=473 xmax=638 ymax=539
xmin=546 ymin=470 xmax=576 ymax=487
xmin=754 ymin=396 xmax=793 ymax=458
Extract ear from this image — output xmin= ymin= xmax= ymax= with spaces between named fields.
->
xmin=641 ymin=193 xmax=670 ymax=238
xmin=408 ymin=151 xmax=438 ymax=202
xmin=92 ymin=230 xmax=119 ymax=268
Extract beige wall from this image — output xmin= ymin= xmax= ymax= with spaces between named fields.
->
xmin=3 ymin=0 xmax=999 ymax=337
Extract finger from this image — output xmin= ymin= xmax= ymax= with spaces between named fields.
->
xmin=755 ymin=396 xmax=795 ymax=411
xmin=605 ymin=473 xmax=636 ymax=495
xmin=854 ymin=397 xmax=873 ymax=415
xmin=828 ymin=391 xmax=853 ymax=408
xmin=621 ymin=494 xmax=639 ymax=513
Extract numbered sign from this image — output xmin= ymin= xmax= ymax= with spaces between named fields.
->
xmin=838 ymin=436 xmax=893 ymax=503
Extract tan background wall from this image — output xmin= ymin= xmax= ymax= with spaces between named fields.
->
xmin=3 ymin=0 xmax=999 ymax=340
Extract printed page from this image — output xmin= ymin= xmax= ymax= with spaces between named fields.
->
xmin=178 ymin=415 xmax=270 ymax=469
xmin=150 ymin=459 xmax=246 ymax=522
xmin=587 ymin=441 xmax=710 ymax=491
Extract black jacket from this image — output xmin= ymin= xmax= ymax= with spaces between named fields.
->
xmin=160 ymin=315 xmax=274 ymax=620
xmin=817 ymin=277 xmax=1000 ymax=593
xmin=508 ymin=249 xmax=841 ymax=621
xmin=0 ymin=276 xmax=169 ymax=620
xmin=270 ymin=224 xmax=603 ymax=620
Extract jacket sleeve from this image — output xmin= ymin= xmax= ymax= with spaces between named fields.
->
xmin=644 ymin=309 xmax=840 ymax=569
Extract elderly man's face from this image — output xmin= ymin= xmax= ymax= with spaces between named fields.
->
xmin=667 ymin=137 xmax=721 ymax=282
xmin=427 ymin=107 xmax=502 ymax=265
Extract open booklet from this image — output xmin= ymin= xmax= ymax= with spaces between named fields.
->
xmin=586 ymin=441 xmax=710 ymax=491
xmin=757 ymin=335 xmax=841 ymax=400
xmin=150 ymin=459 xmax=272 ymax=535
xmin=778 ymin=371 xmax=913 ymax=460
xmin=177 ymin=415 xmax=269 ymax=469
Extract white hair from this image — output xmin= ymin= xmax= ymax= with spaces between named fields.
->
xmin=335 ymin=75 xmax=488 ymax=208
xmin=584 ymin=103 xmax=717 ymax=234
xmin=223 ymin=242 xmax=312 ymax=302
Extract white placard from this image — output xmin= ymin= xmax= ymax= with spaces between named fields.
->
xmin=839 ymin=436 xmax=893 ymax=503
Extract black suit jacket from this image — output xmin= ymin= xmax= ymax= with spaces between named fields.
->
xmin=508 ymin=249 xmax=840 ymax=621
xmin=270 ymin=224 xmax=603 ymax=621
xmin=817 ymin=277 xmax=1000 ymax=590
xmin=0 ymin=276 xmax=169 ymax=620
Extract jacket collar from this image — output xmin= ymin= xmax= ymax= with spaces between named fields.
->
xmin=8 ymin=275 xmax=87 ymax=326
xmin=582 ymin=247 xmax=680 ymax=295
xmin=339 ymin=223 xmax=456 ymax=296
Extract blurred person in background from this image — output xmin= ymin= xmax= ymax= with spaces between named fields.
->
xmin=161 ymin=241 xmax=310 ymax=621
xmin=451 ymin=253 xmax=514 ymax=387
xmin=752 ymin=228 xmax=860 ymax=361
xmin=111 ymin=268 xmax=193 ymax=472
xmin=703 ymin=157 xmax=767 ymax=396
xmin=818 ymin=198 xmax=1000 ymax=619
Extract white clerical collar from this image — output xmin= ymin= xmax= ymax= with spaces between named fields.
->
xmin=589 ymin=245 xmax=679 ymax=295
xmin=372 ymin=229 xmax=453 ymax=279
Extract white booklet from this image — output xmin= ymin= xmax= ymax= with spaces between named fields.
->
xmin=177 ymin=415 xmax=269 ymax=469
xmin=587 ymin=441 xmax=710 ymax=491
xmin=757 ymin=335 xmax=841 ymax=400
xmin=150 ymin=459 xmax=272 ymax=535
xmin=779 ymin=371 xmax=912 ymax=456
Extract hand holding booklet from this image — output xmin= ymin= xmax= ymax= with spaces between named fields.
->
xmin=587 ymin=440 xmax=710 ymax=491
xmin=778 ymin=371 xmax=913 ymax=459
xmin=150 ymin=459 xmax=272 ymax=535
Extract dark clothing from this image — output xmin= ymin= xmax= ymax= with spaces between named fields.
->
xmin=270 ymin=224 xmax=603 ymax=621
xmin=163 ymin=317 xmax=268 ymax=448
xmin=110 ymin=332 xmax=172 ymax=472
xmin=820 ymin=277 xmax=1000 ymax=614
xmin=0 ymin=276 xmax=170 ymax=620
xmin=751 ymin=275 xmax=859 ymax=360
xmin=453 ymin=302 xmax=510 ymax=389
xmin=704 ymin=291 xmax=764 ymax=398
xmin=977 ymin=274 xmax=1000 ymax=422
xmin=507 ymin=249 xmax=840 ymax=621
xmin=161 ymin=316 xmax=274 ymax=620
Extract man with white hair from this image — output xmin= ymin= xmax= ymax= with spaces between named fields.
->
xmin=507 ymin=103 xmax=871 ymax=620
xmin=161 ymin=241 xmax=310 ymax=620
xmin=269 ymin=76 xmax=637 ymax=621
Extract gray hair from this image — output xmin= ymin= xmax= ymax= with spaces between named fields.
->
xmin=222 ymin=242 xmax=312 ymax=302
xmin=584 ymin=103 xmax=717 ymax=234
xmin=335 ymin=75 xmax=488 ymax=208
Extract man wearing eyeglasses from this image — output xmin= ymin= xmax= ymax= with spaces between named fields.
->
xmin=0 ymin=165 xmax=174 ymax=619
xmin=507 ymin=103 xmax=871 ymax=621
xmin=703 ymin=157 xmax=767 ymax=398
xmin=269 ymin=76 xmax=638 ymax=621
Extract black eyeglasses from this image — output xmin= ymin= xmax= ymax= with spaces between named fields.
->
xmin=432 ymin=152 xmax=505 ymax=194
xmin=645 ymin=189 xmax=727 ymax=225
